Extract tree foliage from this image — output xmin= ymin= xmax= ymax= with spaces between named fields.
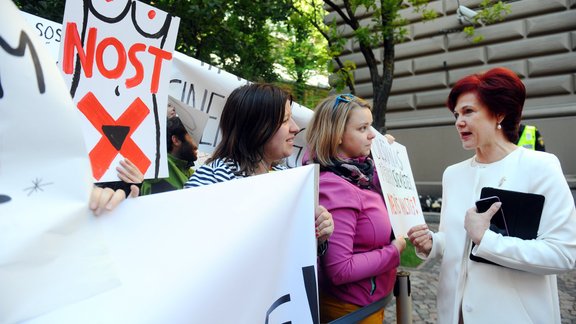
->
xmin=14 ymin=0 xmax=293 ymax=83
xmin=14 ymin=0 xmax=65 ymax=22
xmin=299 ymin=0 xmax=510 ymax=132
xmin=463 ymin=0 xmax=511 ymax=43
xmin=275 ymin=0 xmax=331 ymax=100
xmin=146 ymin=0 xmax=293 ymax=82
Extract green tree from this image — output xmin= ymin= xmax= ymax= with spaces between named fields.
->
xmin=275 ymin=0 xmax=330 ymax=102
xmin=15 ymin=0 xmax=65 ymax=22
xmin=14 ymin=0 xmax=293 ymax=83
xmin=301 ymin=0 xmax=510 ymax=132
xmin=146 ymin=0 xmax=292 ymax=82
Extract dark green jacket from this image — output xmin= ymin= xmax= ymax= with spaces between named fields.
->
xmin=140 ymin=154 xmax=194 ymax=195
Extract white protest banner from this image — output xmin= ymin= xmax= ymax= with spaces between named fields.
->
xmin=20 ymin=11 xmax=62 ymax=63
xmin=170 ymin=52 xmax=313 ymax=167
xmin=371 ymin=131 xmax=426 ymax=237
xmin=168 ymin=95 xmax=209 ymax=146
xmin=59 ymin=0 xmax=180 ymax=181
xmin=0 ymin=1 xmax=119 ymax=322
xmin=26 ymin=165 xmax=320 ymax=324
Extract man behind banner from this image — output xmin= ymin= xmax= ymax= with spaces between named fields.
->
xmin=141 ymin=116 xmax=198 ymax=195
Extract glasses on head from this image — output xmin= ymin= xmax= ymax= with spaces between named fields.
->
xmin=333 ymin=93 xmax=356 ymax=109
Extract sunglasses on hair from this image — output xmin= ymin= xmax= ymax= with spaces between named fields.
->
xmin=333 ymin=93 xmax=356 ymax=109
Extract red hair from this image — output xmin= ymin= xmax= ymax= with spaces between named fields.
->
xmin=447 ymin=67 xmax=525 ymax=143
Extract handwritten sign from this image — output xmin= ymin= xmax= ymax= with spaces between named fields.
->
xmin=371 ymin=131 xmax=426 ymax=236
xmin=59 ymin=0 xmax=180 ymax=181
xmin=20 ymin=11 xmax=62 ymax=62
xmin=19 ymin=12 xmax=314 ymax=170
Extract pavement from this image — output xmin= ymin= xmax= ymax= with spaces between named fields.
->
xmin=383 ymin=218 xmax=576 ymax=323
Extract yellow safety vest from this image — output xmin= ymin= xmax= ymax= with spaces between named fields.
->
xmin=517 ymin=125 xmax=537 ymax=150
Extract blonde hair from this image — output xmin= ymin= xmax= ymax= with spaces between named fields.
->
xmin=306 ymin=94 xmax=372 ymax=167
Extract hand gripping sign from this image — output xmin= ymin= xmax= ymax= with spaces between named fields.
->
xmin=59 ymin=0 xmax=180 ymax=181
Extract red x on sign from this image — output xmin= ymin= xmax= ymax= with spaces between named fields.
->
xmin=77 ymin=92 xmax=151 ymax=180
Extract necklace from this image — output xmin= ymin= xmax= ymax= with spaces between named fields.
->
xmin=470 ymin=157 xmax=487 ymax=168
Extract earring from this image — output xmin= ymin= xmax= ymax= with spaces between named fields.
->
xmin=497 ymin=124 xmax=502 ymax=130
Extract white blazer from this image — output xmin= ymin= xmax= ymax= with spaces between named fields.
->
xmin=426 ymin=148 xmax=576 ymax=324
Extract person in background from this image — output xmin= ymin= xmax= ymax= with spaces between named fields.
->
xmin=186 ymin=83 xmax=334 ymax=252
xmin=304 ymin=94 xmax=405 ymax=323
xmin=516 ymin=123 xmax=545 ymax=151
xmin=141 ymin=116 xmax=198 ymax=195
xmin=167 ymin=103 xmax=177 ymax=119
xmin=407 ymin=67 xmax=576 ymax=323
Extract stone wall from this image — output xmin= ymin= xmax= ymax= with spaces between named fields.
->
xmin=326 ymin=0 xmax=576 ymax=196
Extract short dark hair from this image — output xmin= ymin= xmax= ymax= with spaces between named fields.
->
xmin=166 ymin=116 xmax=187 ymax=152
xmin=447 ymin=67 xmax=525 ymax=143
xmin=207 ymin=83 xmax=292 ymax=175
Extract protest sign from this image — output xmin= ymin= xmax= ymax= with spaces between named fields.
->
xmin=20 ymin=11 xmax=62 ymax=62
xmin=371 ymin=131 xmax=426 ymax=237
xmin=0 ymin=1 xmax=119 ymax=322
xmin=59 ymin=0 xmax=180 ymax=181
xmin=26 ymin=165 xmax=319 ymax=324
xmin=20 ymin=12 xmax=314 ymax=169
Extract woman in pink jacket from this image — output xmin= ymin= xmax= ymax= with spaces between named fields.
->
xmin=305 ymin=94 xmax=405 ymax=323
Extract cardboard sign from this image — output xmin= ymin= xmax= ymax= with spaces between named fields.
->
xmin=59 ymin=0 xmax=180 ymax=181
xmin=372 ymin=131 xmax=426 ymax=236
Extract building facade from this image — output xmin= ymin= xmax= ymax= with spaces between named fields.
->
xmin=327 ymin=0 xmax=576 ymax=198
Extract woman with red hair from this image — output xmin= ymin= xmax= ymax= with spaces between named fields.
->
xmin=407 ymin=67 xmax=576 ymax=323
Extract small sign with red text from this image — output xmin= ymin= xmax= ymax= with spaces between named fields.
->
xmin=371 ymin=131 xmax=426 ymax=237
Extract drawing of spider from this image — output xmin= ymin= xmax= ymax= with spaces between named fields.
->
xmin=23 ymin=178 xmax=54 ymax=196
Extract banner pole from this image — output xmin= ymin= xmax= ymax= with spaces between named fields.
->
xmin=394 ymin=271 xmax=413 ymax=324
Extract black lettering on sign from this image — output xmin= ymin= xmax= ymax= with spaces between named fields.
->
xmin=199 ymin=115 xmax=218 ymax=147
xmin=0 ymin=195 xmax=11 ymax=204
xmin=23 ymin=178 xmax=53 ymax=196
xmin=263 ymin=265 xmax=319 ymax=324
xmin=35 ymin=22 xmax=62 ymax=43
xmin=302 ymin=265 xmax=320 ymax=324
xmin=285 ymin=144 xmax=304 ymax=169
xmin=0 ymin=30 xmax=46 ymax=99
xmin=169 ymin=78 xmax=195 ymax=106
xmin=265 ymin=294 xmax=291 ymax=324
xmin=56 ymin=28 xmax=62 ymax=43
xmin=203 ymin=91 xmax=225 ymax=114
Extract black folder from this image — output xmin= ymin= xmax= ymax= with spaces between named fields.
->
xmin=470 ymin=187 xmax=545 ymax=266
